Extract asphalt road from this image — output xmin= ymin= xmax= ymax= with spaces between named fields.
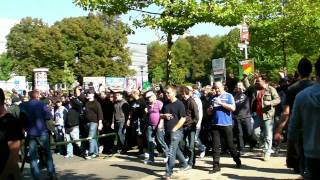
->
xmin=21 ymin=150 xmax=301 ymax=180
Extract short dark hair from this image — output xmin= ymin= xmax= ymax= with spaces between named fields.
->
xmin=0 ymin=88 xmax=5 ymax=105
xmin=180 ymin=86 xmax=190 ymax=95
xmin=298 ymin=57 xmax=312 ymax=78
xmin=315 ymin=57 xmax=320 ymax=77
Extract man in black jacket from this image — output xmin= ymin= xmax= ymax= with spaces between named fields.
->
xmin=180 ymin=86 xmax=199 ymax=168
xmin=84 ymin=90 xmax=103 ymax=159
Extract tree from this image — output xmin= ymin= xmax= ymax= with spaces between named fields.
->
xmin=75 ymin=0 xmax=259 ymax=84
xmin=0 ymin=54 xmax=13 ymax=81
xmin=63 ymin=61 xmax=76 ymax=89
xmin=6 ymin=15 xmax=134 ymax=84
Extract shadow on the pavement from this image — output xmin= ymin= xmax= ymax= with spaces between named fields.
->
xmin=115 ymin=154 xmax=165 ymax=167
xmin=110 ymin=164 xmax=163 ymax=178
xmin=195 ymin=161 xmax=296 ymax=176
xmin=22 ymin=167 xmax=104 ymax=180
xmin=222 ymin=173 xmax=274 ymax=180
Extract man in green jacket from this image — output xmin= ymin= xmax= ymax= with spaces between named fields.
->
xmin=244 ymin=74 xmax=280 ymax=161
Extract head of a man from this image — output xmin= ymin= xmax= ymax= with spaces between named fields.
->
xmin=214 ymin=81 xmax=225 ymax=96
xmin=31 ymin=89 xmax=41 ymax=100
xmin=235 ymin=82 xmax=246 ymax=93
xmin=145 ymin=91 xmax=156 ymax=104
xmin=180 ymin=86 xmax=191 ymax=101
xmin=114 ymin=92 xmax=123 ymax=101
xmin=165 ymin=86 xmax=177 ymax=102
xmin=131 ymin=89 xmax=140 ymax=100
xmin=255 ymin=75 xmax=267 ymax=90
xmin=298 ymin=57 xmax=312 ymax=79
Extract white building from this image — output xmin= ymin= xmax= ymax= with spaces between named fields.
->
xmin=127 ymin=43 xmax=148 ymax=88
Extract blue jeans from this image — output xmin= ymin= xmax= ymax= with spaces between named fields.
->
xmin=166 ymin=129 xmax=187 ymax=177
xmin=114 ymin=121 xmax=126 ymax=151
xmin=28 ymin=134 xmax=55 ymax=180
xmin=253 ymin=116 xmax=274 ymax=155
xmin=66 ymin=126 xmax=81 ymax=156
xmin=181 ymin=126 xmax=196 ymax=166
xmin=87 ymin=122 xmax=98 ymax=155
xmin=195 ymin=128 xmax=206 ymax=152
xmin=146 ymin=126 xmax=168 ymax=161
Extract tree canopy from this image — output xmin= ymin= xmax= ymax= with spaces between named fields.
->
xmin=6 ymin=14 xmax=134 ymax=85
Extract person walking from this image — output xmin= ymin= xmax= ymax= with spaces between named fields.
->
xmin=20 ymin=89 xmax=56 ymax=180
xmin=208 ymin=81 xmax=241 ymax=174
xmin=288 ymin=58 xmax=320 ymax=180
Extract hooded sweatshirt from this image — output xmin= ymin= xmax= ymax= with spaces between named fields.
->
xmin=288 ymin=83 xmax=320 ymax=159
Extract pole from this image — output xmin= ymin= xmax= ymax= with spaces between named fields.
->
xmin=244 ymin=44 xmax=248 ymax=60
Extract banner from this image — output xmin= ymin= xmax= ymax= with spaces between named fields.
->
xmin=239 ymin=60 xmax=254 ymax=79
xmin=106 ymin=77 xmax=126 ymax=90
xmin=83 ymin=77 xmax=106 ymax=92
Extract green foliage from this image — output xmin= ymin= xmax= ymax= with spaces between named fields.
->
xmin=63 ymin=61 xmax=76 ymax=89
xmin=0 ymin=54 xmax=13 ymax=81
xmin=6 ymin=15 xmax=134 ymax=84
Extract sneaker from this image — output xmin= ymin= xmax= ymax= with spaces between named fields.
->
xmin=200 ymin=151 xmax=206 ymax=159
xmin=91 ymin=154 xmax=99 ymax=158
xmin=144 ymin=159 xmax=154 ymax=164
xmin=85 ymin=156 xmax=92 ymax=160
xmin=179 ymin=165 xmax=192 ymax=171
xmin=64 ymin=154 xmax=74 ymax=158
xmin=263 ymin=154 xmax=270 ymax=161
xmin=163 ymin=157 xmax=169 ymax=163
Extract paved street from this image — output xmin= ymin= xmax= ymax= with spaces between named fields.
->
xmin=22 ymin=149 xmax=301 ymax=180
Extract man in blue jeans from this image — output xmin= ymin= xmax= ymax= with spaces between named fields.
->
xmin=162 ymin=86 xmax=191 ymax=180
xmin=20 ymin=90 xmax=56 ymax=180
xmin=84 ymin=90 xmax=104 ymax=159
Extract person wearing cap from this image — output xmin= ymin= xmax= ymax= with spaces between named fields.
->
xmin=7 ymin=96 xmax=22 ymax=120
xmin=84 ymin=90 xmax=104 ymax=159
xmin=144 ymin=91 xmax=168 ymax=164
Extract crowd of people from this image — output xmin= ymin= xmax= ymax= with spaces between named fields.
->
xmin=0 ymin=57 xmax=320 ymax=180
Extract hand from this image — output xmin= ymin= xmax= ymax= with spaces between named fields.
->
xmin=215 ymin=97 xmax=223 ymax=105
xmin=111 ymin=123 xmax=114 ymax=130
xmin=164 ymin=113 xmax=173 ymax=120
xmin=264 ymin=101 xmax=271 ymax=106
xmin=98 ymin=122 xmax=103 ymax=131
xmin=126 ymin=120 xmax=131 ymax=127
xmin=274 ymin=132 xmax=283 ymax=143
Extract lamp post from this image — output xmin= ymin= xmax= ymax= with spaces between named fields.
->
xmin=140 ymin=65 xmax=144 ymax=88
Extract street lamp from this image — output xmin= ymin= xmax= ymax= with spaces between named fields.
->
xmin=139 ymin=65 xmax=144 ymax=88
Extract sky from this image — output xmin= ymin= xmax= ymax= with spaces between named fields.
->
xmin=0 ymin=0 xmax=232 ymax=53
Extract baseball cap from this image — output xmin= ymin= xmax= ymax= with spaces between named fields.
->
xmin=145 ymin=91 xmax=155 ymax=98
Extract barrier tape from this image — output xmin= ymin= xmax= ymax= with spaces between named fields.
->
xmin=53 ymin=133 xmax=116 ymax=146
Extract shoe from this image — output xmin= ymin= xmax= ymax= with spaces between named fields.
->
xmin=163 ymin=157 xmax=169 ymax=163
xmin=263 ymin=154 xmax=270 ymax=161
xmin=144 ymin=159 xmax=154 ymax=164
xmin=179 ymin=165 xmax=192 ymax=171
xmin=91 ymin=154 xmax=98 ymax=158
xmin=85 ymin=156 xmax=92 ymax=160
xmin=209 ymin=166 xmax=221 ymax=174
xmin=235 ymin=158 xmax=242 ymax=168
xmin=200 ymin=151 xmax=206 ymax=158
xmin=64 ymin=154 xmax=73 ymax=158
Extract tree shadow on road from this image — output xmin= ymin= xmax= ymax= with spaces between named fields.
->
xmin=196 ymin=161 xmax=296 ymax=176
xmin=22 ymin=167 xmax=104 ymax=180
xmin=222 ymin=173 xmax=275 ymax=180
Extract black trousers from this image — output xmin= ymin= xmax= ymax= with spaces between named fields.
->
xmin=306 ymin=157 xmax=320 ymax=180
xmin=212 ymin=125 xmax=240 ymax=166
